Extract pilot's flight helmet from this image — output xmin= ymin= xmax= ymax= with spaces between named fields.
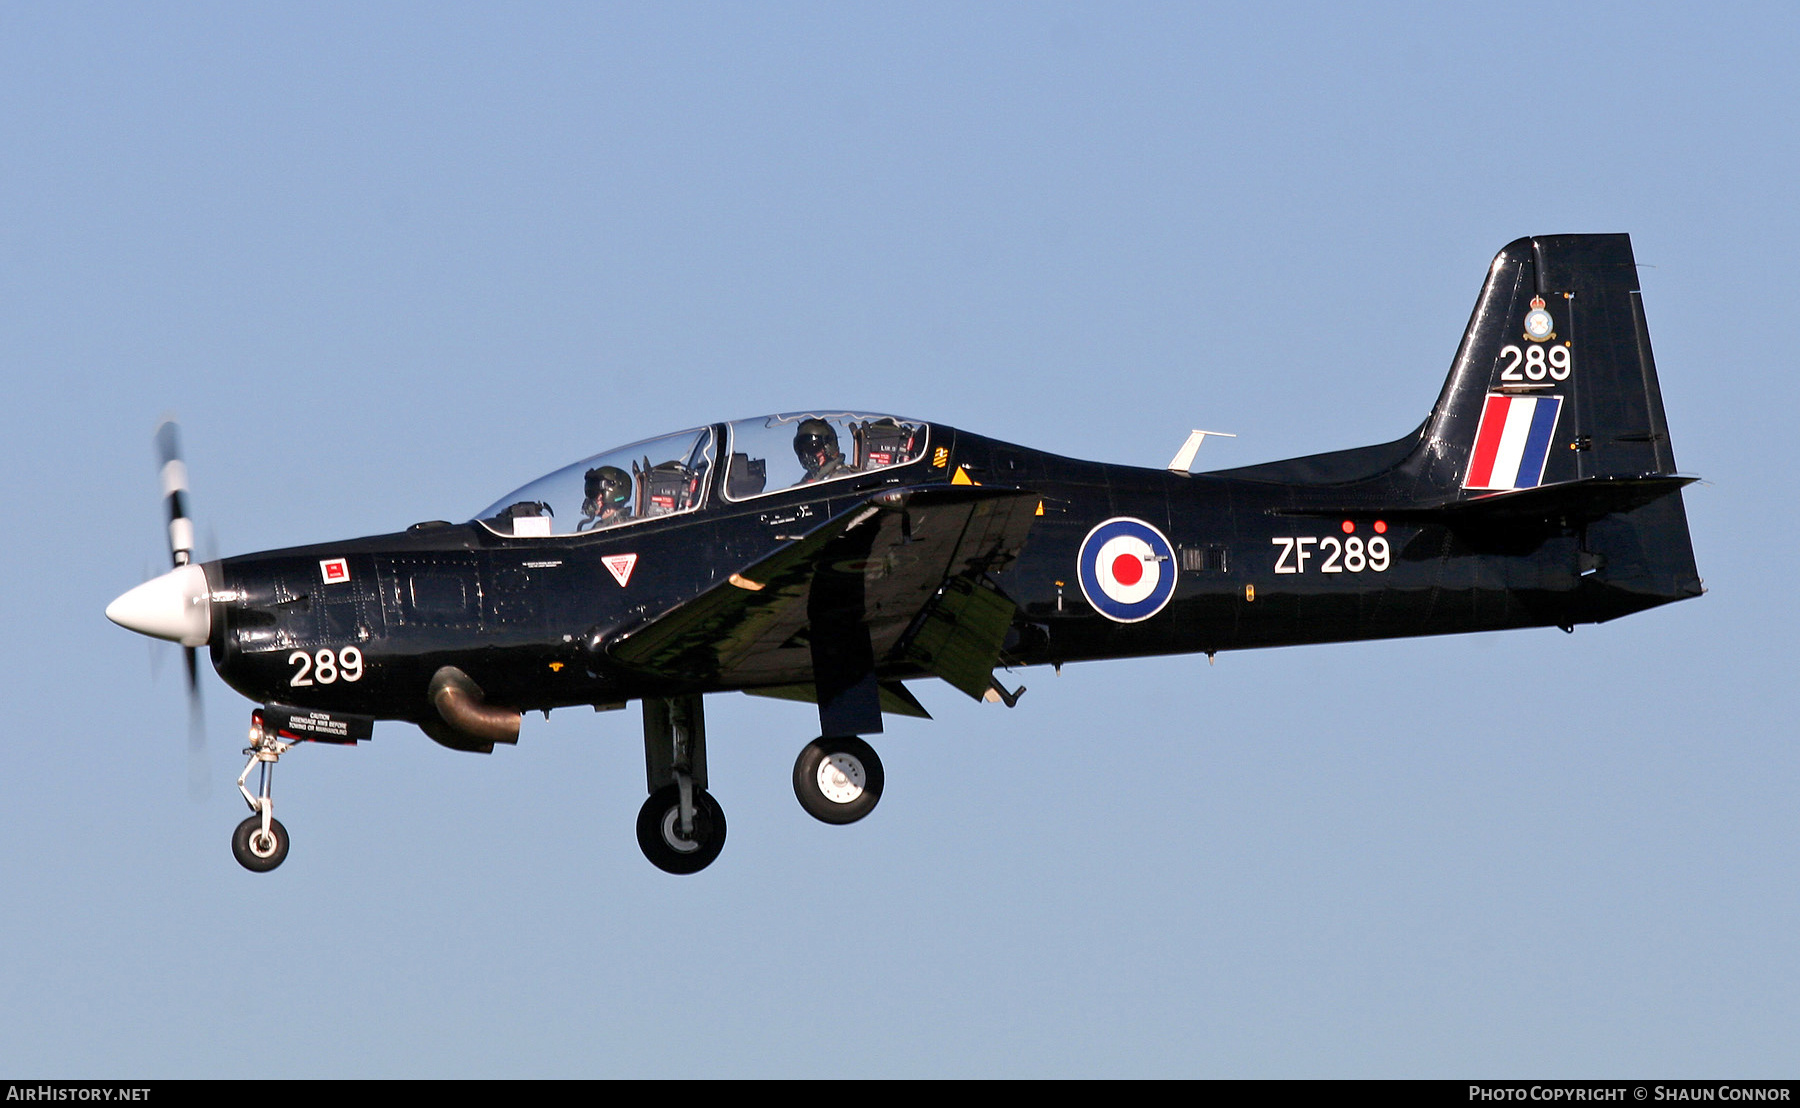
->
xmin=583 ymin=465 xmax=632 ymax=510
xmin=793 ymin=418 xmax=840 ymax=474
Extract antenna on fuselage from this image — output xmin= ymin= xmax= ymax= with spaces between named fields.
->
xmin=1167 ymin=429 xmax=1236 ymax=474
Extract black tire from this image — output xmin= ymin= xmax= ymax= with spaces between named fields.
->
xmin=793 ymin=736 xmax=884 ymax=825
xmin=232 ymin=815 xmax=289 ymax=872
xmin=635 ymin=785 xmax=727 ymax=875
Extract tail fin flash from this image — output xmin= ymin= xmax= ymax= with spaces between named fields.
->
xmin=1422 ymin=234 xmax=1681 ymax=493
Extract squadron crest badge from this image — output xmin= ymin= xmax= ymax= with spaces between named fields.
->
xmin=1523 ymin=295 xmax=1555 ymax=342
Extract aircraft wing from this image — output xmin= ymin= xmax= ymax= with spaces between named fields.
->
xmin=606 ymin=485 xmax=1038 ymax=699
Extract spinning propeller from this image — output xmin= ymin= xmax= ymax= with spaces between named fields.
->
xmin=106 ymin=418 xmax=212 ymax=798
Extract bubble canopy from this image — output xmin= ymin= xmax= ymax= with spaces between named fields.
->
xmin=721 ymin=412 xmax=927 ymax=502
xmin=475 ymin=427 xmax=716 ymax=537
xmin=474 ymin=412 xmax=929 ymax=536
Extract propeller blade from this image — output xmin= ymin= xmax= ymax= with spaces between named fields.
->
xmin=142 ymin=417 xmax=211 ymax=801
xmin=186 ymin=650 xmax=210 ymax=802
xmin=154 ymin=417 xmax=194 ymax=568
xmin=111 ymin=418 xmax=212 ymax=646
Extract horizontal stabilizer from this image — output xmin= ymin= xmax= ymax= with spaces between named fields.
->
xmin=1426 ymin=473 xmax=1697 ymax=525
xmin=1271 ymin=473 xmax=1697 ymax=528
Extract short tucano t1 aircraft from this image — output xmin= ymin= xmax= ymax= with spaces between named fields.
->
xmin=106 ymin=233 xmax=1702 ymax=874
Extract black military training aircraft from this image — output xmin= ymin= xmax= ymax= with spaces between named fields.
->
xmin=107 ymin=233 xmax=1702 ymax=874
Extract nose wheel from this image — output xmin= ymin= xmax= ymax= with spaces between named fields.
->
xmin=793 ymin=736 xmax=884 ymax=824
xmin=636 ymin=783 xmax=727 ymax=874
xmin=232 ymin=815 xmax=290 ymax=871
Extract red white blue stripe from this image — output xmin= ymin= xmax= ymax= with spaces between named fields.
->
xmin=1464 ymin=394 xmax=1563 ymax=490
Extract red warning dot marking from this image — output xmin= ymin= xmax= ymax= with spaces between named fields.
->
xmin=1341 ymin=520 xmax=1355 ymax=534
xmin=1111 ymin=553 xmax=1143 ymax=587
xmin=1373 ymin=520 xmax=1388 ymax=534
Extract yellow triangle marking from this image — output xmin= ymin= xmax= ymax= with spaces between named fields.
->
xmin=951 ymin=466 xmax=974 ymax=485
xmin=1035 ymin=500 xmax=1044 ymax=516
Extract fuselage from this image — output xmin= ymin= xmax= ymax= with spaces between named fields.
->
xmin=200 ymin=418 xmax=1691 ymax=727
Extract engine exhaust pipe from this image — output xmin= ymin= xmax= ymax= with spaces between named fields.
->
xmin=427 ymin=666 xmax=521 ymax=751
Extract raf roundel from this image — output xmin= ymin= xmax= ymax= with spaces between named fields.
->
xmin=1077 ymin=517 xmax=1179 ymax=623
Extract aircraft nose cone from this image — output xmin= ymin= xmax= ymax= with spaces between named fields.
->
xmin=106 ymin=563 xmax=212 ymax=647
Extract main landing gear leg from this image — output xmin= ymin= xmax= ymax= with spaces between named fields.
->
xmin=799 ymin=633 xmax=886 ymax=825
xmin=232 ymin=710 xmax=293 ymax=872
xmin=636 ymin=694 xmax=725 ymax=874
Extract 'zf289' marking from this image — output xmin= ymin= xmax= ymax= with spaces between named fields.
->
xmin=1272 ymin=536 xmax=1390 ymax=574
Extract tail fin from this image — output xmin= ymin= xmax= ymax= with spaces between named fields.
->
xmin=1418 ymin=233 xmax=1680 ymax=494
xmin=1420 ymin=234 xmax=1703 ymax=616
xmin=1219 ymin=234 xmax=1703 ymax=619
xmin=1213 ymin=234 xmax=1686 ymax=495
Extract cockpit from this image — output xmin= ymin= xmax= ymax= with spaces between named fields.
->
xmin=475 ymin=412 xmax=930 ymax=536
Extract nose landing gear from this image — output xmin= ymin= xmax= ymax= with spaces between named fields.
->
xmin=635 ymin=783 xmax=726 ymax=874
xmin=232 ymin=710 xmax=295 ymax=873
xmin=637 ymin=694 xmax=728 ymax=874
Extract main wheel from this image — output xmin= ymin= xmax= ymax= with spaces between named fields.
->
xmin=232 ymin=815 xmax=290 ymax=872
xmin=793 ymin=736 xmax=884 ymax=825
xmin=635 ymin=784 xmax=727 ymax=874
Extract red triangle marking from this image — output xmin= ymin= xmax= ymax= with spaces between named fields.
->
xmin=603 ymin=553 xmax=638 ymax=587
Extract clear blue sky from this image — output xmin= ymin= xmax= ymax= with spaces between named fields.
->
xmin=2 ymin=2 xmax=1794 ymax=1076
